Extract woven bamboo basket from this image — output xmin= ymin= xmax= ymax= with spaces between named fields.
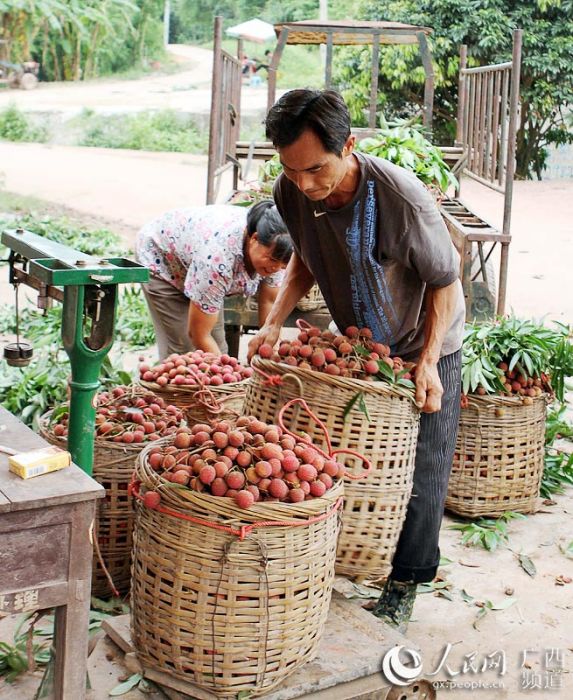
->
xmin=39 ymin=412 xmax=139 ymax=597
xmin=295 ymin=284 xmax=327 ymax=312
xmin=446 ymin=393 xmax=549 ymax=518
xmin=244 ymin=358 xmax=420 ymax=580
xmin=246 ymin=285 xmax=326 ymax=313
xmin=140 ymin=379 xmax=249 ymax=424
xmin=130 ymin=442 xmax=343 ymax=698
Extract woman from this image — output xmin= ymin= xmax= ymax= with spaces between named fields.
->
xmin=136 ymin=201 xmax=292 ymax=359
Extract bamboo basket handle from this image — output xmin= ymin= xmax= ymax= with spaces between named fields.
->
xmin=295 ymin=318 xmax=313 ymax=332
xmin=277 ymin=398 xmax=372 ymax=480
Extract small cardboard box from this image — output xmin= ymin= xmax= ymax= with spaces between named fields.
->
xmin=8 ymin=445 xmax=71 ymax=479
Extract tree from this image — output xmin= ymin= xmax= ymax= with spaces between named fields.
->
xmin=334 ymin=0 xmax=573 ymax=179
xmin=0 ymin=0 xmax=165 ymax=81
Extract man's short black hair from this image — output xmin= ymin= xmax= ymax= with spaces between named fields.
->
xmin=264 ymin=89 xmax=351 ymax=156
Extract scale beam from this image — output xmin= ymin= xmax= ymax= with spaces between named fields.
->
xmin=1 ymin=227 xmax=150 ymax=474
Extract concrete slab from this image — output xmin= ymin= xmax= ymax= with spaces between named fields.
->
xmin=101 ymin=583 xmax=417 ymax=700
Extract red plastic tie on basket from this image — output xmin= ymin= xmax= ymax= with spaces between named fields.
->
xmin=251 ymin=359 xmax=285 ymax=387
xmin=130 ymin=479 xmax=342 ymax=540
xmin=277 ymin=398 xmax=372 ymax=481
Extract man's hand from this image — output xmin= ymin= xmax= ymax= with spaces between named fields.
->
xmin=414 ymin=359 xmax=443 ymax=413
xmin=247 ymin=324 xmax=281 ymax=362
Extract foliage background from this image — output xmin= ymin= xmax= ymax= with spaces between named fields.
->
xmin=1 ymin=0 xmax=571 ymax=177
xmin=333 ymin=0 xmax=573 ymax=179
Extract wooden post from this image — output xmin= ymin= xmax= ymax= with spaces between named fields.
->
xmin=267 ymin=27 xmax=288 ymax=112
xmin=498 ymin=28 xmax=522 ymax=316
xmin=417 ymin=31 xmax=434 ymax=133
xmin=368 ymin=34 xmax=380 ymax=129
xmin=456 ymin=44 xmax=467 ymax=145
xmin=206 ymin=16 xmax=223 ymax=204
xmin=325 ymin=32 xmax=333 ymax=88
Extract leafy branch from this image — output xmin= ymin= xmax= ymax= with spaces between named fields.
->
xmin=449 ymin=512 xmax=526 ymax=551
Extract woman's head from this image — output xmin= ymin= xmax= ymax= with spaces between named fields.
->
xmin=245 ymin=200 xmax=292 ymax=276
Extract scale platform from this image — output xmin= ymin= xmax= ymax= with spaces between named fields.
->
xmin=102 ymin=579 xmax=435 ymax=700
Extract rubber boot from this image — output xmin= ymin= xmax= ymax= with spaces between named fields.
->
xmin=371 ymin=577 xmax=417 ymax=634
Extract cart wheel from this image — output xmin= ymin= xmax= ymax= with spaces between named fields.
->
xmin=7 ymin=71 xmax=20 ymax=88
xmin=20 ymin=72 xmax=38 ymax=90
xmin=385 ymin=679 xmax=436 ymax=700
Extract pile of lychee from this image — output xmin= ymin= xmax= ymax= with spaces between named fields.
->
xmin=256 ymin=325 xmax=414 ymax=382
xmin=141 ymin=416 xmax=345 ymax=510
xmin=474 ymin=363 xmax=549 ymax=402
xmin=139 ymin=350 xmax=254 ymax=388
xmin=51 ymin=386 xmax=185 ymax=443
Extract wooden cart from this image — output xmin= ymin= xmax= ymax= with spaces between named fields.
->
xmin=208 ymin=17 xmax=522 ymax=323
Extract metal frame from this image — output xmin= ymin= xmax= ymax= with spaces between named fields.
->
xmin=444 ymin=29 xmax=522 ymax=317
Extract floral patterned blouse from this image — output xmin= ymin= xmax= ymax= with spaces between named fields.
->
xmin=136 ymin=205 xmax=284 ymax=314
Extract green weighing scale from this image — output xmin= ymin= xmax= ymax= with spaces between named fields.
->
xmin=2 ymin=227 xmax=149 ymax=475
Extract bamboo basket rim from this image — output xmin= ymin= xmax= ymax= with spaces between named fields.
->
xmin=134 ymin=437 xmax=344 ymax=526
xmin=139 ymin=377 xmax=249 ymax=397
xmin=463 ymin=392 xmax=551 ymax=409
xmin=252 ymin=357 xmax=417 ymax=402
xmin=39 ymin=409 xmax=156 ymax=453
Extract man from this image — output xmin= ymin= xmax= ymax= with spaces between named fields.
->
xmin=248 ymin=89 xmax=465 ymax=633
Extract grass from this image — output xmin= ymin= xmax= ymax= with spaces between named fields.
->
xmin=71 ymin=108 xmax=208 ymax=153
xmin=0 ymin=104 xmax=48 ymax=143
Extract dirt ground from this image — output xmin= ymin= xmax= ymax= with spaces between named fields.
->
xmin=0 ymin=45 xmax=572 ymax=700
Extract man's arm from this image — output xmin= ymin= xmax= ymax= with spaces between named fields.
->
xmin=247 ymin=253 xmax=315 ymax=360
xmin=414 ymin=280 xmax=460 ymax=413
xmin=187 ymin=304 xmax=221 ymax=355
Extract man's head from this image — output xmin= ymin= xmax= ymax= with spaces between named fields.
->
xmin=265 ymin=89 xmax=357 ymax=203
xmin=265 ymin=89 xmax=351 ymax=155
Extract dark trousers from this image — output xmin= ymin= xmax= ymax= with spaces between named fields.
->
xmin=391 ymin=349 xmax=462 ymax=583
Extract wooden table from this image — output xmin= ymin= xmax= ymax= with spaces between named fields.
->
xmin=0 ymin=407 xmax=104 ymax=699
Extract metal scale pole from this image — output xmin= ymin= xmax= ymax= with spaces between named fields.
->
xmin=1 ymin=228 xmax=149 ymax=475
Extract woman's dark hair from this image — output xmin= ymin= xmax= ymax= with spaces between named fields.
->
xmin=265 ymin=89 xmax=351 ymax=155
xmin=246 ymin=200 xmax=292 ymax=264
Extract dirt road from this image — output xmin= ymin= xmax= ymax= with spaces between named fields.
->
xmin=0 ymin=44 xmax=269 ymax=117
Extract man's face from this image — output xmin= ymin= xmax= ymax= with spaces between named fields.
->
xmin=278 ymin=129 xmax=353 ymax=202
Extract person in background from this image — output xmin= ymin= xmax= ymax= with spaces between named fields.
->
xmin=136 ymin=201 xmax=292 ymax=360
xmin=248 ymin=89 xmax=465 ymax=633
xmin=241 ymin=54 xmax=256 ymax=77
xmin=255 ymin=49 xmax=273 ymax=73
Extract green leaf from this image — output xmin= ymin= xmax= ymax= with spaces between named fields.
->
xmin=491 ymin=597 xmax=517 ymax=611
xmin=347 ymin=583 xmax=381 ymax=600
xmin=375 ymin=359 xmax=395 ymax=381
xmin=358 ymin=393 xmax=371 ymax=422
xmin=343 ymin=392 xmax=362 ymax=422
xmin=109 ymin=674 xmax=143 ymax=696
xmin=518 ymin=553 xmax=537 ymax=577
